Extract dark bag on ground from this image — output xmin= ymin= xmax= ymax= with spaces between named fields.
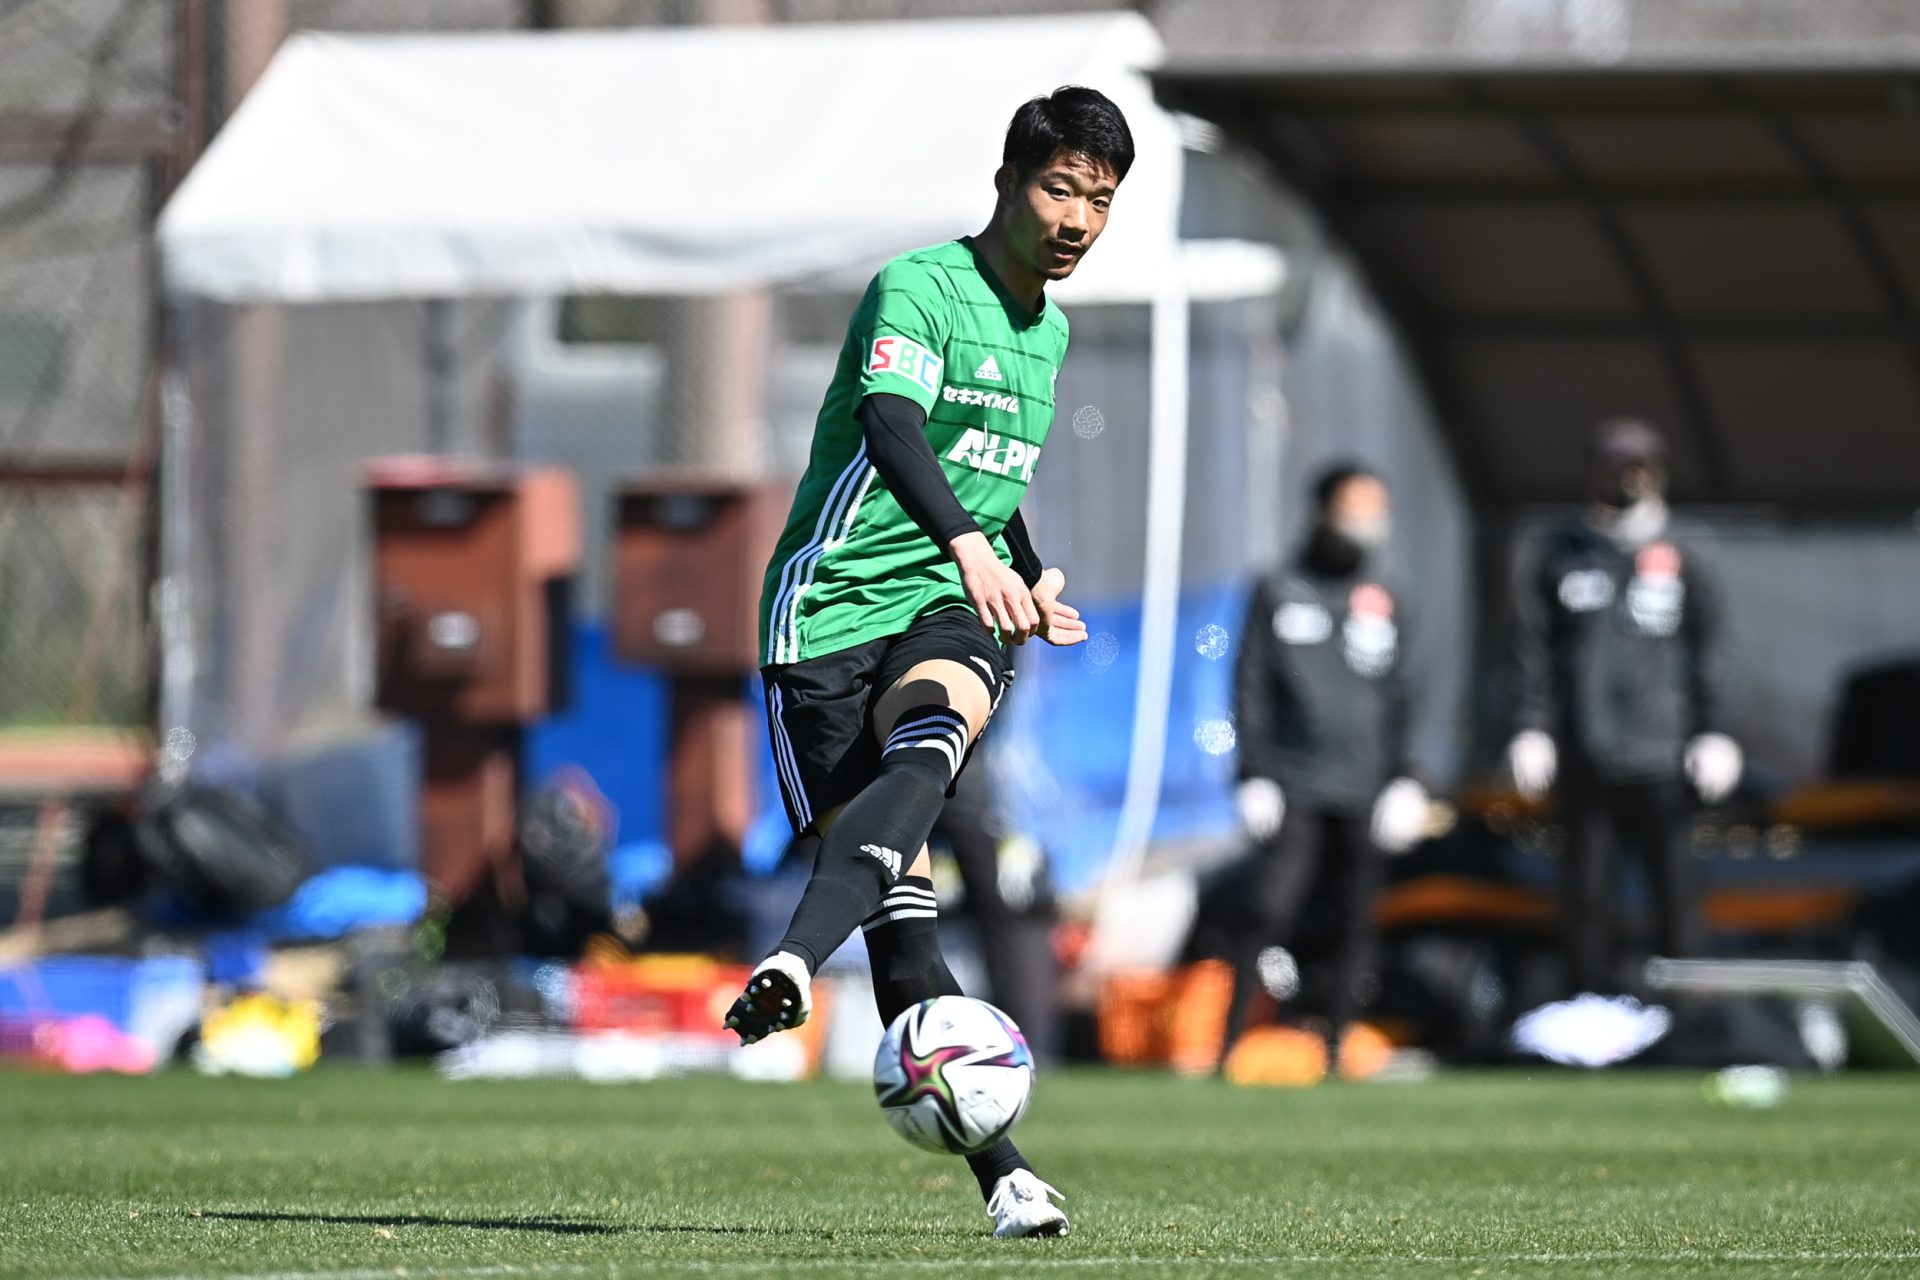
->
xmin=516 ymin=775 xmax=614 ymax=956
xmin=133 ymin=781 xmax=308 ymax=912
xmin=388 ymin=964 xmax=503 ymax=1056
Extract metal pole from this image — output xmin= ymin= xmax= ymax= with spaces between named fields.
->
xmin=1095 ymin=280 xmax=1191 ymax=958
xmin=426 ymin=299 xmax=457 ymax=455
xmin=156 ymin=308 xmax=198 ymax=778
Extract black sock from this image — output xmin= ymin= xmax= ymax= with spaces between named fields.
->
xmin=775 ymin=706 xmax=965 ymax=974
xmin=863 ymin=876 xmax=951 ymax=1024
xmin=966 ymin=1139 xmax=1032 ymax=1202
xmin=864 ymin=875 xmax=1033 ymax=1201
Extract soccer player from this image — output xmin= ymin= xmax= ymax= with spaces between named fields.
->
xmin=724 ymin=86 xmax=1133 ymax=1239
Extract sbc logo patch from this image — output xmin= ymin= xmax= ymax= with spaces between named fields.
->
xmin=867 ymin=335 xmax=943 ymax=397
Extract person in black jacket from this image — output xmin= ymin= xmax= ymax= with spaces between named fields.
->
xmin=1505 ymin=418 xmax=1741 ymax=995
xmin=1222 ymin=463 xmax=1429 ymax=1070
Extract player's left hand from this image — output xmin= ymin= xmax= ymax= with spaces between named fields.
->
xmin=1685 ymin=732 xmax=1743 ymax=804
xmin=1370 ymin=776 xmax=1430 ymax=854
xmin=1031 ymin=567 xmax=1088 ymax=647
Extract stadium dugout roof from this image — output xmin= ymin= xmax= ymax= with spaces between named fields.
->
xmin=156 ymin=14 xmax=1278 ymax=308
xmin=1152 ymin=0 xmax=1920 ymax=509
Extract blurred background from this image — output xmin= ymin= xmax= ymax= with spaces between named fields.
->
xmin=3 ymin=0 xmax=1918 ymax=1086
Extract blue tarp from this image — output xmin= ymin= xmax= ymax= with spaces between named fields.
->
xmin=148 ymin=866 xmax=427 ymax=942
xmin=526 ymin=621 xmax=675 ymax=847
xmin=0 ymin=955 xmax=204 ymax=1028
xmin=995 ymin=585 xmax=1244 ymax=892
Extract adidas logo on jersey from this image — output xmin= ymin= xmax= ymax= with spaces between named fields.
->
xmin=946 ymin=427 xmax=1042 ymax=481
xmin=861 ymin=844 xmax=904 ymax=877
xmin=974 ymin=355 xmax=1003 ymax=382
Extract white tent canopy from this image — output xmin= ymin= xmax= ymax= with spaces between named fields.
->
xmin=157 ymin=14 xmax=1222 ymax=305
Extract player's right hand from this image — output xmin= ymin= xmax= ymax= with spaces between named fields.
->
xmin=1031 ymin=567 xmax=1088 ymax=647
xmin=1507 ymin=730 xmax=1558 ymax=801
xmin=952 ymin=532 xmax=1040 ymax=643
xmin=1237 ymin=777 xmax=1286 ymax=841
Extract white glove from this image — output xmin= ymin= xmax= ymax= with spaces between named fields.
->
xmin=1236 ymin=777 xmax=1286 ymax=841
xmin=1685 ymin=732 xmax=1743 ymax=804
xmin=1370 ymin=777 xmax=1430 ymax=854
xmin=1507 ymin=730 xmax=1558 ymax=801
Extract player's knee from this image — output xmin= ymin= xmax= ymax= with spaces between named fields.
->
xmin=876 ymin=662 xmax=992 ymax=741
xmin=881 ymin=703 xmax=972 ymax=793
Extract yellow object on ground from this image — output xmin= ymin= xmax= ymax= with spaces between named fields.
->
xmin=194 ymin=992 xmax=323 ymax=1077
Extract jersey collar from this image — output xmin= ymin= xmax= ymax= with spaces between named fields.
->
xmin=962 ymin=236 xmax=1050 ymax=329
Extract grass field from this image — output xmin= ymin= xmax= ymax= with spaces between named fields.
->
xmin=2 ymin=1067 xmax=1916 ymax=1280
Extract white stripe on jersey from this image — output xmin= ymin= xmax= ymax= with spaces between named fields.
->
xmin=765 ymin=445 xmax=870 ymax=665
xmin=775 ymin=457 xmax=879 ymax=665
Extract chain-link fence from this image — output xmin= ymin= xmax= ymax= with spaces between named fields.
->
xmin=0 ymin=0 xmax=173 ymax=734
xmin=0 ymin=0 xmax=178 ymax=926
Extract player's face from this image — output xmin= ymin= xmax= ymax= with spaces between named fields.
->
xmin=1328 ymin=476 xmax=1392 ymax=548
xmin=997 ymin=151 xmax=1117 ymax=282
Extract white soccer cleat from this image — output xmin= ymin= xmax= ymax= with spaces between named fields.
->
xmin=986 ymin=1170 xmax=1070 ymax=1239
xmin=722 ymin=951 xmax=813 ymax=1045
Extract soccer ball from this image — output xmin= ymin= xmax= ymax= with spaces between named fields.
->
xmin=873 ymin=995 xmax=1034 ymax=1155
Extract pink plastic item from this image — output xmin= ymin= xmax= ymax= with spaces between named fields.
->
xmin=39 ymin=1015 xmax=156 ymax=1075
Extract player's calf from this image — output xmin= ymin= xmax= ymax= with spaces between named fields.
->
xmin=768 ymin=704 xmax=968 ymax=976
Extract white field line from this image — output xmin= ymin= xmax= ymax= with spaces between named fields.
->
xmin=68 ymin=1248 xmax=1920 ymax=1280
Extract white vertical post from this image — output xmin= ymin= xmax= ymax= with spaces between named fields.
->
xmin=156 ymin=308 xmax=198 ymax=779
xmin=1094 ymin=280 xmax=1190 ymax=955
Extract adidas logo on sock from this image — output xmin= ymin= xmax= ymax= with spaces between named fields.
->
xmin=861 ymin=844 xmax=903 ymax=876
xmin=974 ymin=355 xmax=1003 ymax=382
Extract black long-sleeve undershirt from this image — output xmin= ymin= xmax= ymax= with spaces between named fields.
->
xmin=1002 ymin=508 xmax=1043 ymax=589
xmin=860 ymin=393 xmax=977 ymax=546
xmin=859 ymin=392 xmax=1045 ymax=588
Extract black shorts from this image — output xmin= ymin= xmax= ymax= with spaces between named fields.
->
xmin=761 ymin=606 xmax=1014 ymax=834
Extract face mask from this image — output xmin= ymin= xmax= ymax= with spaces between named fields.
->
xmin=1595 ymin=496 xmax=1669 ymax=547
xmin=1331 ymin=512 xmax=1392 ymax=552
xmin=1310 ymin=523 xmax=1372 ymax=576
xmin=1595 ymin=463 xmax=1660 ymax=510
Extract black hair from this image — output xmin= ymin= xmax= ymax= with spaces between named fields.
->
xmin=1312 ymin=461 xmax=1379 ymax=510
xmin=1003 ymin=85 xmax=1134 ymax=184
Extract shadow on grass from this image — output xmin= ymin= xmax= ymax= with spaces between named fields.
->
xmin=201 ymin=1212 xmax=621 ymax=1236
xmin=200 ymin=1213 xmax=871 ymax=1241
xmin=637 ymin=1225 xmax=843 ymax=1239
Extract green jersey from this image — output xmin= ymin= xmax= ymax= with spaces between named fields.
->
xmin=759 ymin=239 xmax=1069 ymax=666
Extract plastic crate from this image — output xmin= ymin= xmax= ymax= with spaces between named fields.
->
xmin=571 ymin=957 xmax=751 ymax=1036
xmin=1096 ymin=960 xmax=1231 ymax=1074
